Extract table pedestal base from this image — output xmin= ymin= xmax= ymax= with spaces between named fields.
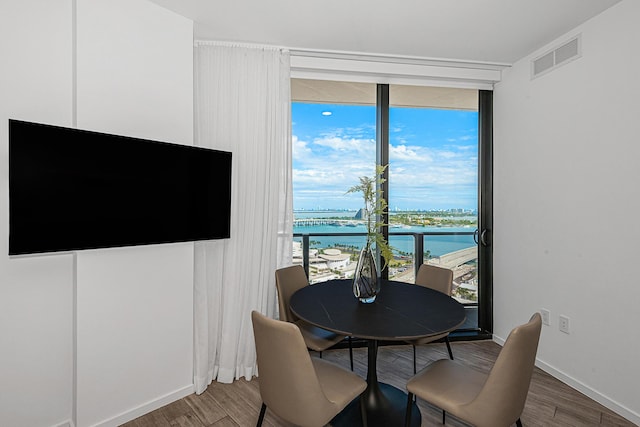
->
xmin=330 ymin=382 xmax=420 ymax=427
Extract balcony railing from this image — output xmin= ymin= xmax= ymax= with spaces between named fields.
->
xmin=293 ymin=230 xmax=478 ymax=304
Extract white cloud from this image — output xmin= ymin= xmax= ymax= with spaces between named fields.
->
xmin=439 ymin=151 xmax=457 ymax=159
xmin=292 ymin=134 xmax=377 ymax=200
xmin=313 ymin=136 xmax=374 ymax=153
xmin=390 ymin=144 xmax=428 ymax=161
xmin=293 ymin=130 xmax=478 ymax=210
xmin=292 ymin=135 xmax=312 ymax=160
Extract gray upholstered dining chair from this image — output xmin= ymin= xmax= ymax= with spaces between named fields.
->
xmin=405 ymin=312 xmax=542 ymax=427
xmin=406 ymin=263 xmax=455 ymax=373
xmin=275 ymin=265 xmax=354 ymax=370
xmin=251 ymin=310 xmax=367 ymax=427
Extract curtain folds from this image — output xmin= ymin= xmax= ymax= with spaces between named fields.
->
xmin=193 ymin=42 xmax=293 ymax=393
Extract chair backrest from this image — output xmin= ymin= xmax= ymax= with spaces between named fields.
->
xmin=415 ymin=264 xmax=453 ymax=296
xmin=464 ymin=312 xmax=542 ymax=427
xmin=251 ymin=310 xmax=336 ymax=426
xmin=275 ymin=265 xmax=309 ymax=322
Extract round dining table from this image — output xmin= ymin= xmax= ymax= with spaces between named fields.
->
xmin=290 ymin=278 xmax=466 ymax=427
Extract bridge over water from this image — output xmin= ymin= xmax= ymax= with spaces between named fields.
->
xmin=293 ymin=218 xmax=362 ymax=227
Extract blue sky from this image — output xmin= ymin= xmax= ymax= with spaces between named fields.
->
xmin=292 ymin=103 xmax=478 ymax=211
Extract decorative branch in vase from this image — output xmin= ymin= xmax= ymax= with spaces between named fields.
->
xmin=346 ymin=165 xmax=394 ymax=303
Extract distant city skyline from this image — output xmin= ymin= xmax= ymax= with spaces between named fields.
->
xmin=292 ymin=103 xmax=479 ymax=211
xmin=293 ymin=207 xmax=477 ymax=213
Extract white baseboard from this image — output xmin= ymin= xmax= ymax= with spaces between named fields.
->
xmin=493 ymin=336 xmax=640 ymax=426
xmin=52 ymin=421 xmax=74 ymax=427
xmin=88 ymin=384 xmax=195 ymax=427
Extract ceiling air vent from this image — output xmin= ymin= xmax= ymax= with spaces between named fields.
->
xmin=531 ymin=35 xmax=581 ymax=79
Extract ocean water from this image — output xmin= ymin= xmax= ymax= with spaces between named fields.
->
xmin=293 ymin=222 xmax=476 ymax=257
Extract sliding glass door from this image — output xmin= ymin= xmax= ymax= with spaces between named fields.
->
xmin=291 ymin=79 xmax=493 ymax=336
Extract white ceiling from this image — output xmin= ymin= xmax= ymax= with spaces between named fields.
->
xmin=147 ymin=0 xmax=621 ymax=64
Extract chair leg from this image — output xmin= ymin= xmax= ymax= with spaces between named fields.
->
xmin=256 ymin=403 xmax=267 ymax=427
xmin=405 ymin=393 xmax=414 ymax=427
xmin=445 ymin=336 xmax=454 ymax=360
xmin=442 ymin=409 xmax=446 ymax=424
xmin=319 ymin=351 xmax=322 ymax=359
xmin=349 ymin=336 xmax=354 ymax=371
xmin=516 ymin=418 xmax=523 ymax=427
xmin=412 ymin=344 xmax=417 ymax=374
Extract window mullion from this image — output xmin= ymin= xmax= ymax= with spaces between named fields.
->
xmin=376 ymin=84 xmax=390 ymax=279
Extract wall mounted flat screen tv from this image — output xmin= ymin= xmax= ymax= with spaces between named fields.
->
xmin=9 ymin=119 xmax=231 ymax=255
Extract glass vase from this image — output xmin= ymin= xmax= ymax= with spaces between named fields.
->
xmin=353 ymin=246 xmax=380 ymax=303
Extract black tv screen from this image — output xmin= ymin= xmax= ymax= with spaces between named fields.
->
xmin=9 ymin=119 xmax=231 ymax=255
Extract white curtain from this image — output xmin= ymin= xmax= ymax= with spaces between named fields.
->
xmin=193 ymin=42 xmax=293 ymax=393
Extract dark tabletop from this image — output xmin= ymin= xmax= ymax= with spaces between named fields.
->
xmin=289 ymin=279 xmax=466 ymax=341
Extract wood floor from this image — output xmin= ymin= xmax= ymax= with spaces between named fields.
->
xmin=123 ymin=340 xmax=636 ymax=427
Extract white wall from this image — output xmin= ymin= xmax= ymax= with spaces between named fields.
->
xmin=0 ymin=1 xmax=195 ymax=426
xmin=493 ymin=0 xmax=640 ymax=424
xmin=0 ymin=2 xmax=75 ymax=426
xmin=75 ymin=2 xmax=194 ymax=424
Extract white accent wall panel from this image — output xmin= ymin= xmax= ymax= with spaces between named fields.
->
xmin=75 ymin=0 xmax=194 ymax=426
xmin=75 ymin=0 xmax=193 ymax=145
xmin=1 ymin=0 xmax=195 ymax=426
xmin=76 ymin=243 xmax=194 ymax=427
xmin=0 ymin=1 xmax=75 ymax=426
xmin=493 ymin=0 xmax=640 ymax=424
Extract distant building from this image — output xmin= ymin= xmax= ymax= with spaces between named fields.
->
xmin=354 ymin=208 xmax=365 ymax=219
xmin=292 ymin=241 xmax=317 ymax=264
xmin=318 ymin=248 xmax=350 ymax=270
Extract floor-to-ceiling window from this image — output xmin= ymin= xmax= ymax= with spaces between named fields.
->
xmin=291 ymin=81 xmax=377 ymax=281
xmin=291 ymin=79 xmax=492 ymax=335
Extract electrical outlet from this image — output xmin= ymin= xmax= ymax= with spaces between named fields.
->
xmin=540 ymin=309 xmax=550 ymax=326
xmin=559 ymin=315 xmax=570 ymax=334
